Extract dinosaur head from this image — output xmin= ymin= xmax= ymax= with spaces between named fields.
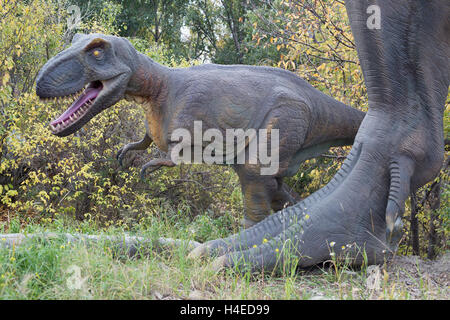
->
xmin=36 ymin=33 xmax=139 ymax=137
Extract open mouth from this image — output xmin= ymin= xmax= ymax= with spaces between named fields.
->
xmin=43 ymin=81 xmax=103 ymax=134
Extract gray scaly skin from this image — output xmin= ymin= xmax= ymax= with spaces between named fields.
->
xmin=189 ymin=0 xmax=450 ymax=272
xmin=36 ymin=33 xmax=365 ymax=228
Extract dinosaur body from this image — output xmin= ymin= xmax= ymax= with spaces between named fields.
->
xmin=121 ymin=60 xmax=365 ymax=227
xmin=35 ymin=1 xmax=449 ymax=273
xmin=35 ymin=33 xmax=364 ymax=227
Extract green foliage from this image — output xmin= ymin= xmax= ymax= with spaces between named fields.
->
xmin=0 ymin=0 xmax=448 ymax=261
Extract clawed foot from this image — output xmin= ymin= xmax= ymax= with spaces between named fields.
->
xmin=386 ymin=217 xmax=403 ymax=251
xmin=116 ymin=146 xmax=129 ymax=166
xmin=140 ymin=158 xmax=176 ymax=179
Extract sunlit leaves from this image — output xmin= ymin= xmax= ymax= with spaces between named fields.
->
xmin=252 ymin=0 xmax=366 ymax=108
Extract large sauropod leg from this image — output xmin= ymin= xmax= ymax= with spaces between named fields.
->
xmin=189 ymin=0 xmax=449 ymax=272
xmin=190 ymin=142 xmax=363 ymax=258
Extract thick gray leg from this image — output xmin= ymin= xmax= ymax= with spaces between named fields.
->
xmin=188 ymin=141 xmax=363 ymax=263
xmin=233 ymin=165 xmax=278 ymax=228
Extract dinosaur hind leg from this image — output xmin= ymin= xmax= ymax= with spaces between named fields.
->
xmin=238 ymin=174 xmax=275 ymax=229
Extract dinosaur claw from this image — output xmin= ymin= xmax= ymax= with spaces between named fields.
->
xmin=385 ymin=199 xmax=403 ymax=250
xmin=140 ymin=167 xmax=147 ymax=180
xmin=116 ymin=147 xmax=126 ymax=166
xmin=140 ymin=163 xmax=163 ymax=180
xmin=386 ymin=216 xmax=403 ymax=251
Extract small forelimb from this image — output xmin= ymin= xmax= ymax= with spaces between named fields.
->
xmin=140 ymin=158 xmax=176 ymax=180
xmin=117 ymin=133 xmax=152 ymax=166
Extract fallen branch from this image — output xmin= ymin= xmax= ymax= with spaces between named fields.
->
xmin=0 ymin=232 xmax=200 ymax=257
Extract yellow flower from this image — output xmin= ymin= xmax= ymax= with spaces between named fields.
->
xmin=263 ymin=238 xmax=268 ymax=243
xmin=9 ymin=257 xmax=15 ymax=262
xmin=275 ymin=248 xmax=279 ymax=253
xmin=304 ymin=214 xmax=310 ymax=220
xmin=253 ymin=245 xmax=257 ymax=248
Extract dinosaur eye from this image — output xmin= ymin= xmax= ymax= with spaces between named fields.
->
xmin=92 ymin=49 xmax=103 ymax=58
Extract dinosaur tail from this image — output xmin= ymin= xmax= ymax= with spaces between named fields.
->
xmin=189 ymin=141 xmax=380 ymax=272
xmin=303 ymin=92 xmax=366 ymax=148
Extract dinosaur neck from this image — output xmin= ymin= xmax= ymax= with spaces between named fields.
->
xmin=125 ymin=53 xmax=169 ymax=107
xmin=125 ymin=54 xmax=170 ymax=151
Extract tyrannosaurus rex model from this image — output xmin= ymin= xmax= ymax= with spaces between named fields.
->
xmin=36 ymin=33 xmax=365 ymax=228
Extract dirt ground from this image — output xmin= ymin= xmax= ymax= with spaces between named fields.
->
xmin=383 ymin=252 xmax=449 ymax=299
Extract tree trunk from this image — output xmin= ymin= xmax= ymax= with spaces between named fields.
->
xmin=427 ymin=181 xmax=441 ymax=260
xmin=410 ymin=192 xmax=420 ymax=255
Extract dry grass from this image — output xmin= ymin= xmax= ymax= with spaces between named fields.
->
xmin=0 ymin=213 xmax=448 ymax=300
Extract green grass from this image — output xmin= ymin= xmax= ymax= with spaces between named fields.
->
xmin=0 ymin=211 xmax=448 ymax=300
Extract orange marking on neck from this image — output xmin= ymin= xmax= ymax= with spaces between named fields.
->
xmin=143 ymin=99 xmax=167 ymax=152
